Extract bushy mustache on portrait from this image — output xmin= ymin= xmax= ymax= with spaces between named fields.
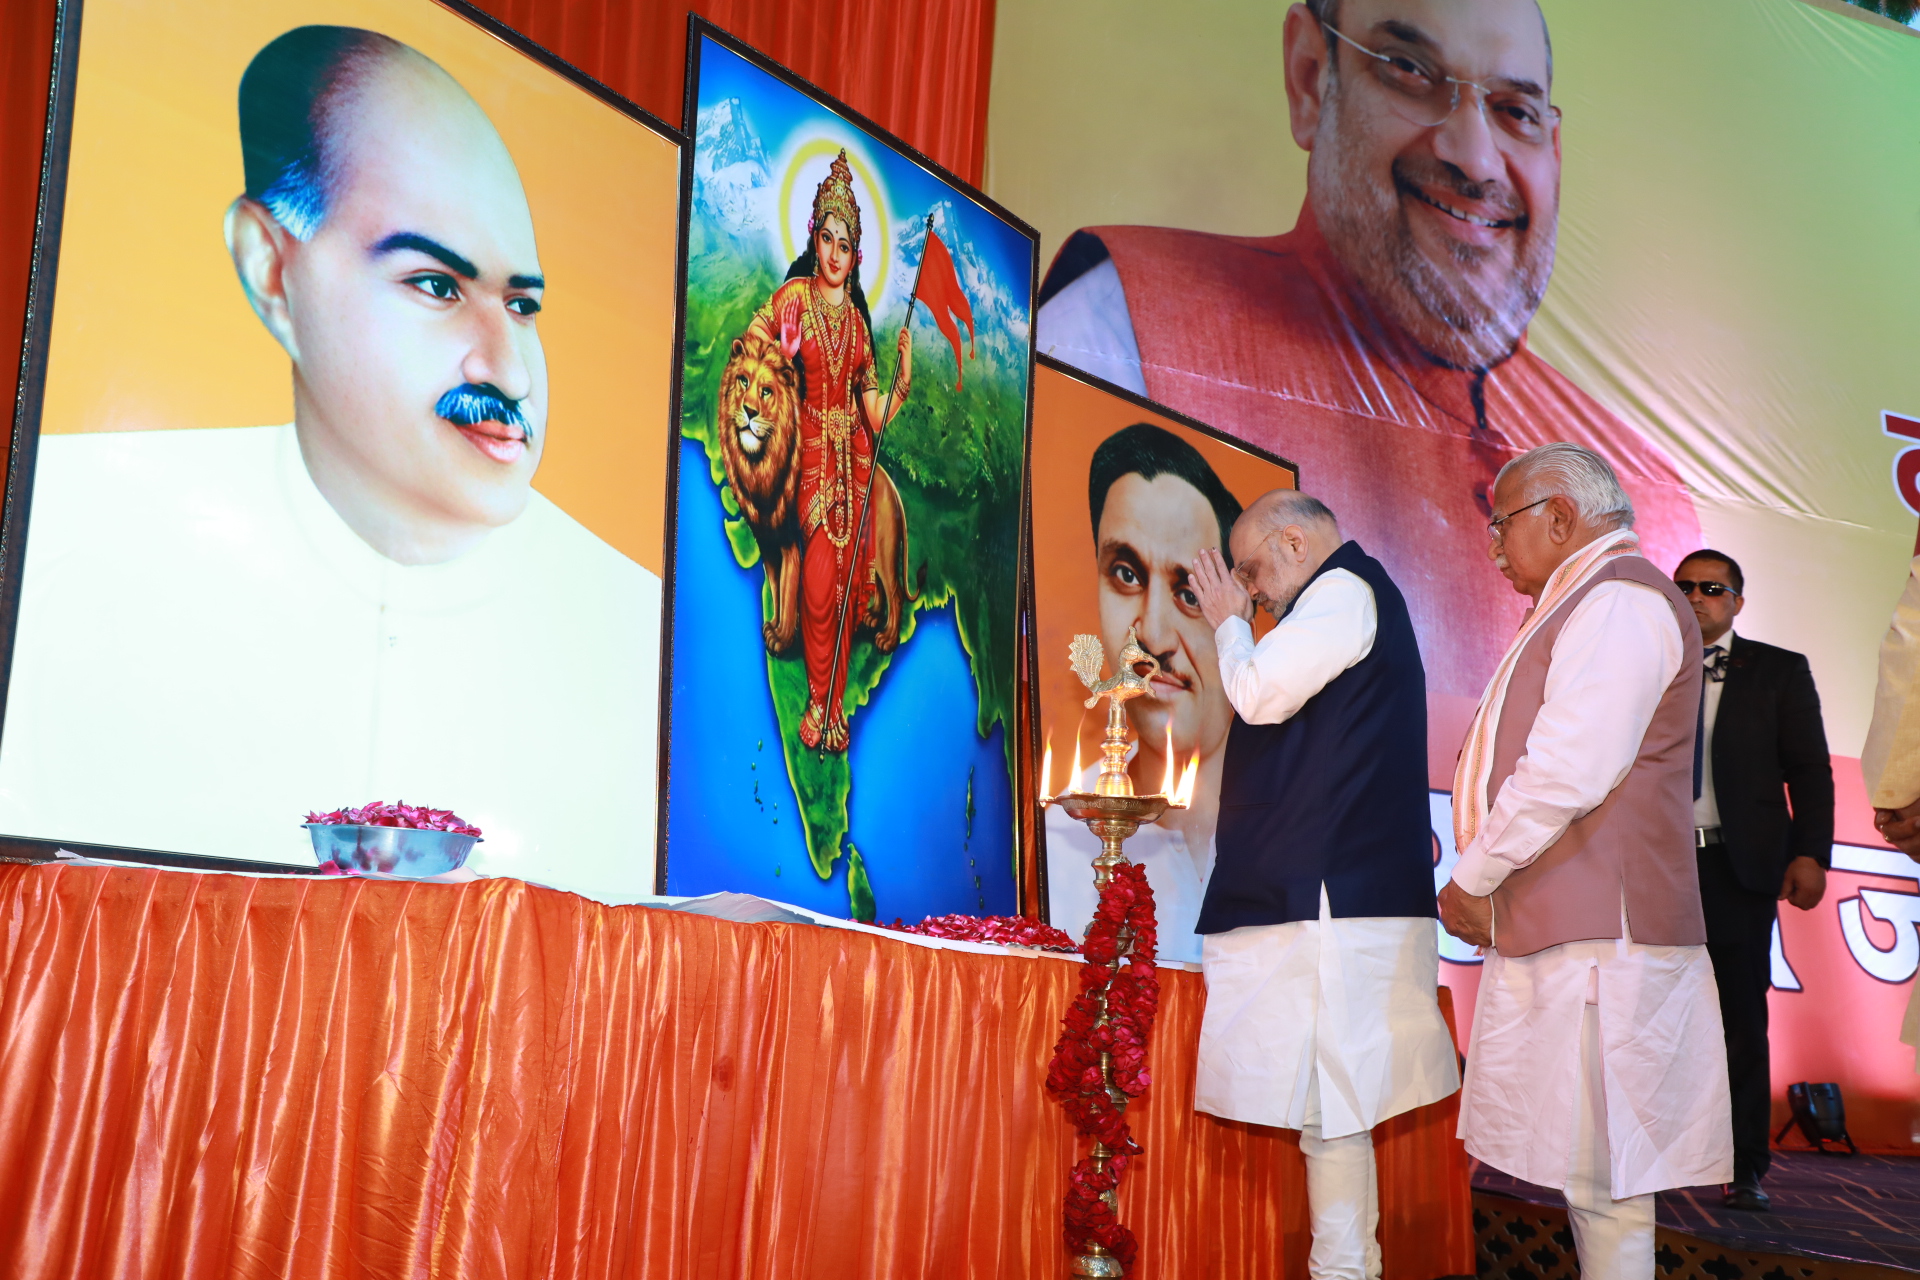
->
xmin=436 ymin=382 xmax=533 ymax=446
xmin=1312 ymin=95 xmax=1556 ymax=371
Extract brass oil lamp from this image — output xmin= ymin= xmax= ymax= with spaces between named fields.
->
xmin=1040 ymin=625 xmax=1196 ymax=1278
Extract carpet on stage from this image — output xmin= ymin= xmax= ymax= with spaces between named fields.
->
xmin=1474 ymin=1151 xmax=1920 ymax=1280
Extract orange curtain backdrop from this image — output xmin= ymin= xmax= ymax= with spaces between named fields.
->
xmin=0 ymin=864 xmax=1472 ymax=1279
xmin=459 ymin=0 xmax=996 ymax=184
xmin=0 ymin=0 xmax=56 ymax=451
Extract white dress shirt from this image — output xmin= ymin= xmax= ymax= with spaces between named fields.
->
xmin=1196 ymin=562 xmax=1459 ymax=1138
xmin=1450 ymin=573 xmax=1732 ymax=1197
xmin=1695 ymin=633 xmax=1734 ymax=829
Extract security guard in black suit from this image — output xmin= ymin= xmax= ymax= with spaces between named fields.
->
xmin=1674 ymin=550 xmax=1833 ymax=1213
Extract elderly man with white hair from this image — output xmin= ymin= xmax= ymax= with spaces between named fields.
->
xmin=1439 ymin=443 xmax=1731 ymax=1280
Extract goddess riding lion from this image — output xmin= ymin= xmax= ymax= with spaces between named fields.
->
xmin=717 ymin=330 xmax=918 ymax=656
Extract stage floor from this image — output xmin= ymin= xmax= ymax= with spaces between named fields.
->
xmin=1474 ymin=1151 xmax=1920 ymax=1276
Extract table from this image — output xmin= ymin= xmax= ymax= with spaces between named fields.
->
xmin=0 ymin=864 xmax=1472 ymax=1278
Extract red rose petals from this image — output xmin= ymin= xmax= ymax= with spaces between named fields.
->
xmin=1046 ymin=862 xmax=1159 ymax=1269
xmin=304 ymin=801 xmax=481 ymax=838
xmin=880 ymin=913 xmax=1079 ymax=951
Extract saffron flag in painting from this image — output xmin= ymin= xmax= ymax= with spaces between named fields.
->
xmin=914 ymin=228 xmax=976 ymax=391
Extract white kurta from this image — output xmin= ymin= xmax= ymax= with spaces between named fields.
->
xmin=1047 ymin=759 xmax=1214 ymax=964
xmin=1452 ymin=575 xmax=1733 ymax=1199
xmin=1863 ymin=554 xmax=1920 ymax=809
xmin=1862 ymin=559 xmax=1920 ymax=1060
xmin=1196 ymin=567 xmax=1460 ymax=1138
xmin=0 ymin=426 xmax=662 ymax=901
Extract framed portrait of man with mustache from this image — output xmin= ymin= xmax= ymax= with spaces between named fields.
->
xmin=1034 ymin=0 xmax=1701 ymax=757
xmin=1028 ymin=356 xmax=1298 ymax=963
xmin=0 ymin=0 xmax=683 ymax=899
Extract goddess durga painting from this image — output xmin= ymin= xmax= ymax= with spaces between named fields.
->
xmin=741 ymin=150 xmax=914 ymax=752
xmin=669 ymin=30 xmax=1030 ymax=915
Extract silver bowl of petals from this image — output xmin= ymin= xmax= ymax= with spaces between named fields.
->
xmin=303 ymin=802 xmax=482 ymax=876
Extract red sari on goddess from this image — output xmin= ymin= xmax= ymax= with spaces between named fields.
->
xmin=766 ymin=276 xmax=878 ymax=750
xmin=748 ymin=149 xmax=911 ymax=752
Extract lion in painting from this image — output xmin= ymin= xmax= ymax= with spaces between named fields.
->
xmin=716 ymin=331 xmax=917 ymax=657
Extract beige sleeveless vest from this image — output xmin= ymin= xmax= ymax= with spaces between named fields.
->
xmin=1489 ymin=556 xmax=1706 ymax=957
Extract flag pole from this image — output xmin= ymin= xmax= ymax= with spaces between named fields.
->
xmin=819 ymin=210 xmax=935 ymax=753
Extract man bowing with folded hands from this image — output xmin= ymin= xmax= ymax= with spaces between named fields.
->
xmin=1190 ymin=489 xmax=1458 ymax=1280
xmin=1442 ymin=443 xmax=1731 ymax=1280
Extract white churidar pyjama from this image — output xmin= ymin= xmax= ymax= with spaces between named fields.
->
xmin=1301 ymin=1072 xmax=1382 ymax=1280
xmin=1564 ymin=1001 xmax=1656 ymax=1280
xmin=1199 ymin=887 xmax=1459 ymax=1280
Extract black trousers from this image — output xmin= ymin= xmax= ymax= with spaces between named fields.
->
xmin=1697 ymin=841 xmax=1777 ymax=1181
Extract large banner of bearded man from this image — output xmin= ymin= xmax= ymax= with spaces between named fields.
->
xmin=663 ymin=27 xmax=1037 ymax=924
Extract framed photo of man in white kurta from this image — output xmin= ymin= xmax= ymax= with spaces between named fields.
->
xmin=0 ymin=0 xmax=683 ymax=900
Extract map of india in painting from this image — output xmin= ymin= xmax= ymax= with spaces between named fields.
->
xmin=664 ymin=34 xmax=1034 ymax=921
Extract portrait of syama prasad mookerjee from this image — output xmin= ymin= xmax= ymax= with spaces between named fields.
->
xmin=0 ymin=26 xmax=662 ymax=897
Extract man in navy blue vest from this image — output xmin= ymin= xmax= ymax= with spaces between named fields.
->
xmin=1191 ymin=490 xmax=1459 ymax=1280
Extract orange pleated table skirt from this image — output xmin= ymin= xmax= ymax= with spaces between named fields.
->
xmin=0 ymin=863 xmax=1472 ymax=1278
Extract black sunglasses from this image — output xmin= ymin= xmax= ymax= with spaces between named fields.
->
xmin=1674 ymin=580 xmax=1737 ymax=598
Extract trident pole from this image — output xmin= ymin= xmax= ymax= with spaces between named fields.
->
xmin=819 ymin=211 xmax=936 ymax=752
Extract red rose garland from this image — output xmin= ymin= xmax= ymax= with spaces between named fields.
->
xmin=1046 ymin=862 xmax=1159 ymax=1270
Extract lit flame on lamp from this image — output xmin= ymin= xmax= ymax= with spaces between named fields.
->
xmin=1170 ymin=750 xmax=1201 ymax=808
xmin=1041 ymin=734 xmax=1054 ymax=802
xmin=1067 ymin=732 xmax=1083 ymax=796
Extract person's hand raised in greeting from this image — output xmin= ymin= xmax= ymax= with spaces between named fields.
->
xmin=1191 ymin=547 xmax=1254 ymax=631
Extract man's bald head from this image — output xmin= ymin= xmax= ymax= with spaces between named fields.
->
xmin=1241 ymin=489 xmax=1341 ymax=544
xmin=1227 ymin=489 xmax=1344 ymax=619
xmin=1302 ymin=0 xmax=1551 ymax=83
xmin=240 ymin=26 xmax=513 ymax=243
